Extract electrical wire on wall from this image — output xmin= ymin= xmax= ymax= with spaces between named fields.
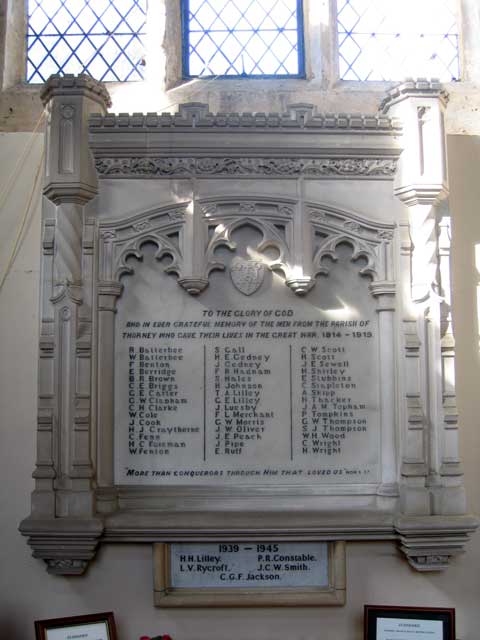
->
xmin=0 ymin=107 xmax=46 ymax=296
xmin=0 ymin=145 xmax=45 ymax=296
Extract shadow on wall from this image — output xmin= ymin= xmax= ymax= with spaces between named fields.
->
xmin=448 ymin=133 xmax=480 ymax=514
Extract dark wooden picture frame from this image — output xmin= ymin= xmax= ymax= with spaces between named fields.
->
xmin=365 ymin=605 xmax=455 ymax=640
xmin=35 ymin=612 xmax=117 ymax=640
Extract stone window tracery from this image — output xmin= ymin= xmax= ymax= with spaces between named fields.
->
xmin=26 ymin=0 xmax=147 ymax=83
xmin=181 ymin=0 xmax=305 ymax=78
xmin=337 ymin=0 xmax=460 ymax=81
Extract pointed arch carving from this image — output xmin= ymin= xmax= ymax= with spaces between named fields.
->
xmin=205 ymin=214 xmax=290 ymax=278
xmin=309 ymin=203 xmax=395 ymax=285
xmin=115 ymin=234 xmax=182 ymax=281
xmin=97 ymin=197 xmax=395 ymax=294
xmin=97 ymin=202 xmax=186 ymax=283
xmin=314 ymin=235 xmax=378 ymax=280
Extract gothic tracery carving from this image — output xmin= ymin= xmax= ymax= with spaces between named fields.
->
xmin=97 ymin=199 xmax=394 ymax=295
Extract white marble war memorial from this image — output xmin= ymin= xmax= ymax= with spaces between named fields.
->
xmin=20 ymin=75 xmax=477 ymax=581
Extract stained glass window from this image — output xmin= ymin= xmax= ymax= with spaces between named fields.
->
xmin=337 ymin=0 xmax=460 ymax=81
xmin=182 ymin=0 xmax=305 ymax=78
xmin=27 ymin=0 xmax=147 ymax=83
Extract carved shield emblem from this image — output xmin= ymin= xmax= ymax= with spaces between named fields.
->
xmin=230 ymin=257 xmax=265 ymax=296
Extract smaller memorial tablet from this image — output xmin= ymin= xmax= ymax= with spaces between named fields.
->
xmin=154 ymin=541 xmax=345 ymax=607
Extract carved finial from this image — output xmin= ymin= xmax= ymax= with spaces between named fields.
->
xmin=380 ymin=78 xmax=449 ymax=114
xmin=287 ymin=103 xmax=315 ymax=126
xmin=41 ymin=73 xmax=112 ymax=109
xmin=178 ymin=277 xmax=209 ymax=295
xmin=285 ymin=277 xmax=315 ymax=295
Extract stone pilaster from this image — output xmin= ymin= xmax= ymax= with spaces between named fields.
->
xmin=285 ymin=177 xmax=315 ymax=295
xmin=20 ymin=75 xmax=111 ymax=574
xmin=178 ymin=178 xmax=209 ymax=295
xmin=382 ymin=80 xmax=466 ymax=544
xmin=370 ymin=282 xmax=397 ymax=496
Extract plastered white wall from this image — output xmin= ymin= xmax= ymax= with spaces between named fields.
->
xmin=0 ymin=132 xmax=479 ymax=640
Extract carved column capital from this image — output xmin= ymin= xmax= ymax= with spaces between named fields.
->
xmin=394 ymin=186 xmax=449 ymax=208
xmin=98 ymin=281 xmax=124 ymax=300
xmin=380 ymin=79 xmax=449 ymax=111
xmin=40 ymin=74 xmax=112 ymax=109
xmin=369 ymin=281 xmax=396 ymax=298
xmin=381 ymin=78 xmax=449 ymax=207
xmin=370 ymin=282 xmax=396 ymax=314
xmin=42 ymin=74 xmax=111 ymax=206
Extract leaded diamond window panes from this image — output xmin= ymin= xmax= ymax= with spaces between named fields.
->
xmin=182 ymin=0 xmax=305 ymax=78
xmin=26 ymin=0 xmax=147 ymax=83
xmin=337 ymin=0 xmax=460 ymax=81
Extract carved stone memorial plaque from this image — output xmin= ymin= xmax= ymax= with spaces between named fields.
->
xmin=20 ymin=75 xmax=478 ymax=578
xmin=170 ymin=542 xmax=329 ymax=588
xmin=154 ymin=541 xmax=345 ymax=606
xmin=115 ymin=239 xmax=379 ymax=487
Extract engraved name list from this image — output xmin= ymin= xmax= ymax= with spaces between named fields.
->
xmin=115 ymin=281 xmax=380 ymax=486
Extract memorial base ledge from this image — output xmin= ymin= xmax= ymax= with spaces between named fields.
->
xmin=18 ymin=513 xmax=478 ymax=575
xmin=18 ymin=517 xmax=104 ymax=576
xmin=394 ymin=515 xmax=479 ymax=572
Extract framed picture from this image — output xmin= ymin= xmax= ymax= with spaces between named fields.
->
xmin=35 ymin=612 xmax=117 ymax=640
xmin=364 ymin=605 xmax=455 ymax=640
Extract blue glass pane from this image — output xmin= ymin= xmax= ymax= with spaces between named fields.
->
xmin=184 ymin=0 xmax=304 ymax=77
xmin=337 ymin=0 xmax=460 ymax=81
xmin=26 ymin=0 xmax=147 ymax=82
